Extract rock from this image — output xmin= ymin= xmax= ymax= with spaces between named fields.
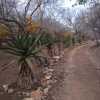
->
xmin=7 ymin=88 xmax=14 ymax=94
xmin=48 ymin=69 xmax=54 ymax=72
xmin=41 ymin=79 xmax=51 ymax=86
xmin=53 ymin=56 xmax=61 ymax=62
xmin=16 ymin=91 xmax=31 ymax=97
xmin=23 ymin=97 xmax=33 ymax=100
xmin=43 ymin=68 xmax=54 ymax=74
xmin=43 ymin=87 xmax=49 ymax=95
xmin=41 ymin=78 xmax=46 ymax=86
xmin=2 ymin=84 xmax=9 ymax=92
xmin=53 ymin=79 xmax=57 ymax=83
xmin=0 ymin=85 xmax=4 ymax=92
xmin=46 ymin=79 xmax=56 ymax=85
xmin=47 ymin=85 xmax=52 ymax=89
xmin=45 ymin=75 xmax=52 ymax=80
xmin=31 ymin=87 xmax=43 ymax=100
xmin=49 ymin=59 xmax=55 ymax=66
xmin=46 ymin=80 xmax=51 ymax=85
xmin=47 ymin=72 xmax=53 ymax=76
xmin=53 ymin=56 xmax=60 ymax=59
xmin=22 ymin=92 xmax=31 ymax=97
xmin=16 ymin=91 xmax=22 ymax=96
xmin=25 ymin=93 xmax=31 ymax=97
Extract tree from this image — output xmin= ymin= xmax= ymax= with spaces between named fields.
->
xmin=85 ymin=3 xmax=100 ymax=45
xmin=26 ymin=16 xmax=40 ymax=33
xmin=0 ymin=0 xmax=43 ymax=33
xmin=78 ymin=0 xmax=87 ymax=4
xmin=0 ymin=33 xmax=45 ymax=89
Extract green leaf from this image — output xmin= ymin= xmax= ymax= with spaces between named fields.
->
xmin=78 ymin=0 xmax=87 ymax=4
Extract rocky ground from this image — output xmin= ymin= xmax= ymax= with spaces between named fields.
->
xmin=0 ymin=48 xmax=64 ymax=100
xmin=0 ymin=41 xmax=100 ymax=100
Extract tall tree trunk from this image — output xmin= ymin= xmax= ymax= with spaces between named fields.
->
xmin=17 ymin=60 xmax=34 ymax=89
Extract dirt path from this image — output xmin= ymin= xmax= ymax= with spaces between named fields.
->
xmin=52 ymin=44 xmax=100 ymax=100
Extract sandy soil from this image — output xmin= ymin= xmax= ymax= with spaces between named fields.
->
xmin=49 ymin=42 xmax=100 ymax=100
xmin=0 ymin=53 xmax=20 ymax=100
xmin=0 ymin=53 xmax=18 ymax=85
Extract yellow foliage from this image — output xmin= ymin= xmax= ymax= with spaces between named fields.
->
xmin=0 ymin=24 xmax=10 ymax=38
xmin=62 ymin=32 xmax=74 ymax=36
xmin=26 ymin=16 xmax=40 ymax=33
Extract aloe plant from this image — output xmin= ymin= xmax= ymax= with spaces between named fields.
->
xmin=0 ymin=33 xmax=44 ymax=89
xmin=39 ymin=33 xmax=56 ymax=57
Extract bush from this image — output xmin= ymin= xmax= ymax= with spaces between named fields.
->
xmin=63 ymin=35 xmax=72 ymax=48
xmin=0 ymin=24 xmax=10 ymax=38
xmin=0 ymin=33 xmax=48 ymax=89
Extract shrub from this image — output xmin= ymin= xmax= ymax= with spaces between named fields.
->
xmin=0 ymin=24 xmax=10 ymax=38
xmin=63 ymin=35 xmax=72 ymax=48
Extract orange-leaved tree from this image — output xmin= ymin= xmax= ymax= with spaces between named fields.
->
xmin=0 ymin=24 xmax=10 ymax=38
xmin=26 ymin=16 xmax=40 ymax=33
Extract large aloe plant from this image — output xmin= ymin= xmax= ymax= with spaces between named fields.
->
xmin=0 ymin=33 xmax=44 ymax=89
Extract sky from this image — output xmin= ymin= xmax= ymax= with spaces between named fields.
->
xmin=19 ymin=0 xmax=79 ymax=8
xmin=62 ymin=0 xmax=77 ymax=7
xmin=18 ymin=0 xmax=86 ymax=12
xmin=18 ymin=0 xmax=86 ymax=20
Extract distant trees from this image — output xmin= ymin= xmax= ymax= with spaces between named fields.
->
xmin=77 ymin=0 xmax=87 ymax=4
xmin=0 ymin=0 xmax=44 ymax=33
xmin=60 ymin=8 xmax=85 ymax=44
xmin=76 ymin=2 xmax=100 ymax=45
xmin=87 ymin=3 xmax=100 ymax=45
xmin=0 ymin=0 xmax=64 ymax=34
xmin=62 ymin=1 xmax=100 ymax=46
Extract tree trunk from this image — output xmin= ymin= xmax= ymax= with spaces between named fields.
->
xmin=17 ymin=60 xmax=34 ymax=89
xmin=94 ymin=32 xmax=99 ymax=46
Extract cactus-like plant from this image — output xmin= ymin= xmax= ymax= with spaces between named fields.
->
xmin=0 ymin=33 xmax=44 ymax=89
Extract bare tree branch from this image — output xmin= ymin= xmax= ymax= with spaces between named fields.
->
xmin=30 ymin=1 xmax=42 ymax=17
xmin=24 ymin=0 xmax=32 ymax=17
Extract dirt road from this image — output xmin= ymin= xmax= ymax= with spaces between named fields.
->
xmin=52 ymin=43 xmax=100 ymax=100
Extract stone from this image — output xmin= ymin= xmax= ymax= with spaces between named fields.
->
xmin=2 ymin=84 xmax=9 ymax=92
xmin=22 ymin=92 xmax=31 ymax=97
xmin=47 ymin=85 xmax=52 ymax=89
xmin=23 ymin=97 xmax=33 ymax=100
xmin=48 ymin=69 xmax=54 ymax=72
xmin=41 ymin=78 xmax=47 ymax=87
xmin=8 ymin=88 xmax=14 ymax=94
xmin=45 ymin=75 xmax=52 ymax=80
xmin=17 ymin=91 xmax=22 ymax=96
xmin=43 ymin=68 xmax=54 ymax=74
xmin=53 ymin=56 xmax=60 ymax=59
xmin=43 ymin=87 xmax=49 ymax=95
xmin=25 ymin=93 xmax=31 ymax=97
xmin=46 ymin=80 xmax=51 ymax=85
xmin=31 ymin=87 xmax=43 ymax=100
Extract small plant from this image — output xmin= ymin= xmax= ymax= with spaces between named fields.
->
xmin=39 ymin=32 xmax=55 ymax=57
xmin=63 ymin=35 xmax=72 ymax=48
xmin=0 ymin=33 xmax=44 ymax=89
xmin=0 ymin=24 xmax=10 ymax=38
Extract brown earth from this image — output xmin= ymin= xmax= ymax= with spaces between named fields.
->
xmin=48 ymin=42 xmax=100 ymax=100
xmin=0 ymin=41 xmax=100 ymax=100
